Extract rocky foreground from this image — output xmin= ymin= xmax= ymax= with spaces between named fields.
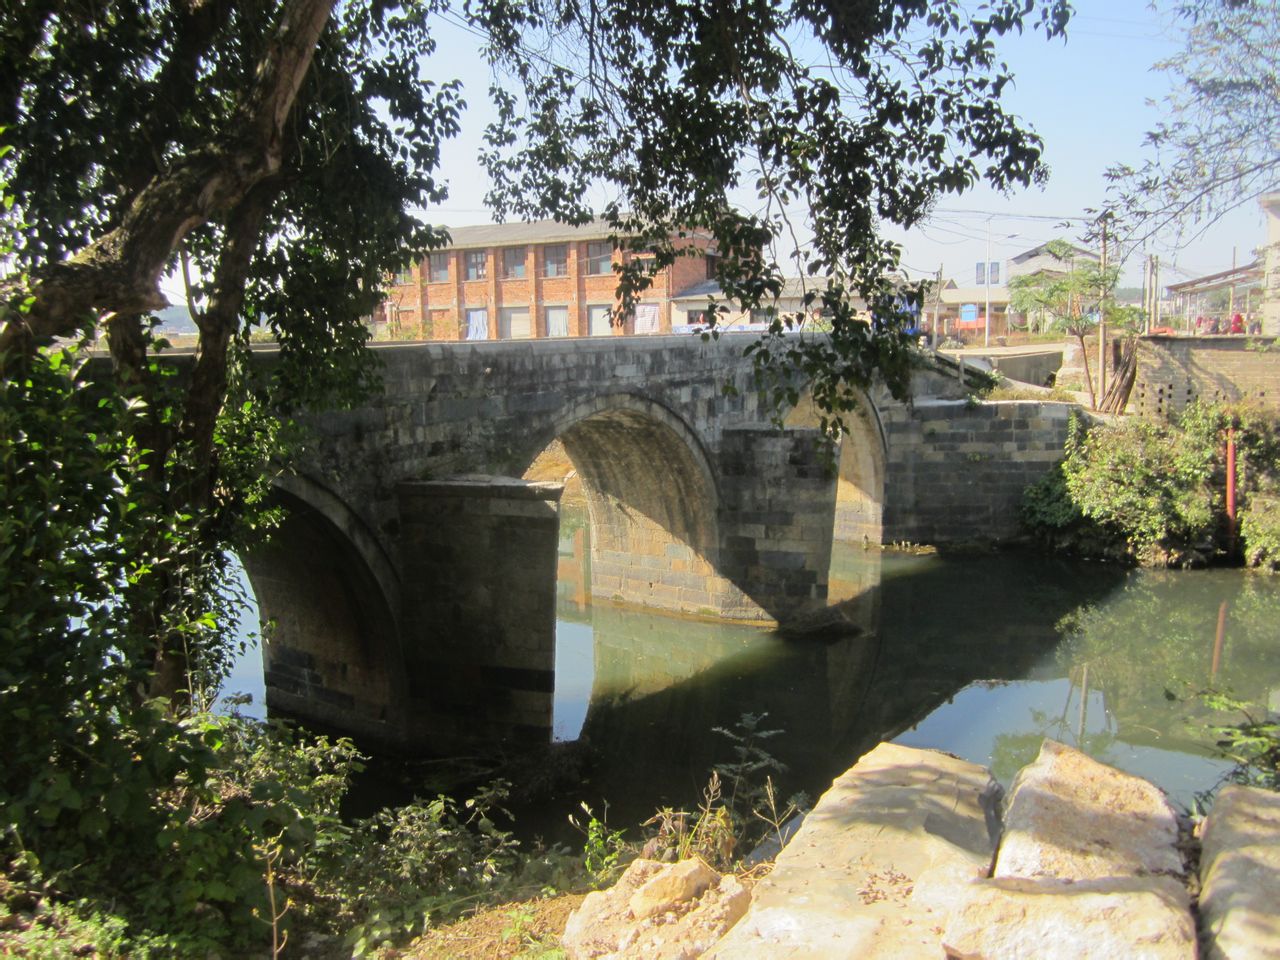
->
xmin=561 ymin=740 xmax=1280 ymax=959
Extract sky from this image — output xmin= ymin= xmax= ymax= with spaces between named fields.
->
xmin=396 ymin=0 xmax=1265 ymax=292
xmin=147 ymin=3 xmax=1265 ymax=304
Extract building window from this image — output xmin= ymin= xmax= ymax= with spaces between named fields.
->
xmin=545 ymin=305 xmax=569 ymax=337
xmin=585 ymin=241 xmax=612 ymax=276
xmin=544 ymin=244 xmax=569 ymax=277
xmin=705 ymin=254 xmax=720 ymax=281
xmin=393 ymin=265 xmax=414 ymax=285
xmin=750 ymin=308 xmax=776 ymax=326
xmin=686 ymin=309 xmax=711 ymax=328
xmin=587 ymin=304 xmax=613 ymax=336
xmin=428 ymin=252 xmax=450 ymax=283
xmin=635 ymin=303 xmax=660 ymax=334
xmin=502 ymin=247 xmax=527 ymax=279
xmin=499 ymin=307 xmax=532 ymax=339
xmin=465 ymin=250 xmax=487 ymax=281
xmin=465 ymin=308 xmax=489 ymax=340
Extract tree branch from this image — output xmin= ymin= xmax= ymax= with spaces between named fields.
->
xmin=0 ymin=0 xmax=336 ymax=363
xmin=179 ymin=184 xmax=274 ymax=508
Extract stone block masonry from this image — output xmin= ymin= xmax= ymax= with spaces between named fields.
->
xmin=880 ymin=399 xmax=1075 ymax=545
xmin=236 ymin=338 xmax=1087 ymax=751
xmin=1130 ymin=335 xmax=1280 ymax=421
xmin=396 ymin=477 xmax=562 ymax=752
xmin=718 ymin=426 xmax=839 ymax=617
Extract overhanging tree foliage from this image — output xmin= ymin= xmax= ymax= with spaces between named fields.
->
xmin=1105 ymin=0 xmax=1280 ymax=244
xmin=2 ymin=0 xmax=1072 ymax=942
xmin=1 ymin=0 xmax=1070 ymax=691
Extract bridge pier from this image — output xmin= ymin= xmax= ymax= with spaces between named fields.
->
xmin=397 ymin=478 xmax=563 ymax=752
xmin=717 ymin=426 xmax=838 ymax=620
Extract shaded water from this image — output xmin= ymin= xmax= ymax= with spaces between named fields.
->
xmin=224 ymin=504 xmax=1280 ymax=828
xmin=546 ymin=508 xmax=1279 ymax=824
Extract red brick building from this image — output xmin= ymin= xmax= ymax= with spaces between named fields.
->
xmin=378 ymin=219 xmax=719 ymax=341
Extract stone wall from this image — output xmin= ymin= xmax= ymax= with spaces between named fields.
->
xmin=880 ymin=400 xmax=1075 ymax=544
xmin=718 ymin=426 xmax=838 ymax=615
xmin=397 ymin=478 xmax=562 ymax=751
xmin=1129 ymin=335 xmax=1280 ymax=420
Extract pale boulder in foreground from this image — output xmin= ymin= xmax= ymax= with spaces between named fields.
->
xmin=562 ymin=857 xmax=749 ymax=959
xmin=705 ymin=741 xmax=1000 ymax=959
xmin=1199 ymin=784 xmax=1280 ymax=959
xmin=994 ymin=738 xmax=1183 ymax=881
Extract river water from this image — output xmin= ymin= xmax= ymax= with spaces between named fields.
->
xmin=224 ymin=504 xmax=1280 ymax=828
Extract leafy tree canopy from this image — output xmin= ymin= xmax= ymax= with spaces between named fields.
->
xmin=2 ymin=0 xmax=1072 ymax=423
xmin=1105 ymin=0 xmax=1280 ymax=246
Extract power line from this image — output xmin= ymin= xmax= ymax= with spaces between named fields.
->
xmin=931 ymin=207 xmax=1092 ymax=222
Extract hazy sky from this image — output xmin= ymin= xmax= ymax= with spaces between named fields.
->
xmin=149 ymin=3 xmax=1261 ymax=305
xmin=409 ymin=0 xmax=1261 ymax=291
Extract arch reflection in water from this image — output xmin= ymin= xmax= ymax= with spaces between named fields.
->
xmin=548 ymin=515 xmax=1280 ymax=824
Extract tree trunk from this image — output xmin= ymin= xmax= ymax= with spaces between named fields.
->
xmin=0 ymin=0 xmax=339 ymax=709
xmin=0 ymin=0 xmax=337 ymax=366
xmin=1077 ymin=333 xmax=1097 ymax=410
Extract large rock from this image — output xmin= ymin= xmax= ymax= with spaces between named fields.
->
xmin=704 ymin=742 xmax=1001 ymax=959
xmin=562 ymin=857 xmax=750 ymax=959
xmin=995 ymin=739 xmax=1183 ymax=881
xmin=629 ymin=859 xmax=718 ymax=921
xmin=941 ymin=875 xmax=1196 ymax=960
xmin=1199 ymin=784 xmax=1280 ymax=959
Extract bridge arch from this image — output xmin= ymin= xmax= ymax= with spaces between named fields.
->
xmin=241 ymin=473 xmax=408 ymax=744
xmin=520 ymin=393 xmax=727 ymax=616
xmin=785 ymin=388 xmax=887 ymax=544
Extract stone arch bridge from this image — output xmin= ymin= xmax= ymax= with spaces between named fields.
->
xmin=242 ymin=335 xmax=1073 ymax=752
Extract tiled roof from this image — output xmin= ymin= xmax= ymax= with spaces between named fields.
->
xmin=435 ymin=218 xmax=712 ymax=250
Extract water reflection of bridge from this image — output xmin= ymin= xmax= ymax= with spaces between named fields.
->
xmin=549 ymin=538 xmax=1128 ymax=826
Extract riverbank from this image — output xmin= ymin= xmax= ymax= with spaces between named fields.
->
xmin=548 ymin=740 xmax=1279 ymax=958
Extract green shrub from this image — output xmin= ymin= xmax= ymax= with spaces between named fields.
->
xmin=1241 ymin=495 xmax=1280 ymax=570
xmin=1023 ymin=404 xmax=1280 ymax=566
xmin=1199 ymin=691 xmax=1280 ymax=794
xmin=1020 ymin=428 xmax=1117 ymax=559
xmin=1061 ymin=409 xmax=1219 ymax=565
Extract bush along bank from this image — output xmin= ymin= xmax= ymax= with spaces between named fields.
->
xmin=1021 ymin=402 xmax=1280 ymax=568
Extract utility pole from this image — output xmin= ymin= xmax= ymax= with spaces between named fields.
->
xmin=933 ymin=264 xmax=944 ymax=347
xmin=1146 ymin=256 xmax=1157 ymax=335
xmin=1153 ymin=255 xmax=1161 ymax=329
xmin=984 ymin=217 xmax=992 ymax=348
xmin=1098 ymin=216 xmax=1109 ymax=405
xmin=1229 ymin=246 xmax=1237 ymax=318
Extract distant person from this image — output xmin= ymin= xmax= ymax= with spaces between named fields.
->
xmin=1230 ymin=312 xmax=1245 ymax=335
xmin=1208 ymin=316 xmax=1221 ymax=334
xmin=1248 ymin=314 xmax=1262 ymax=335
xmin=1195 ymin=315 xmax=1207 ymax=334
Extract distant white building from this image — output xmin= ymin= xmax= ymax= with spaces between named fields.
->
xmin=1261 ymin=193 xmax=1280 ymax=335
xmin=930 ymin=240 xmax=1100 ymax=339
xmin=668 ymin=277 xmax=866 ymax=331
xmin=1006 ymin=241 xmax=1099 ymax=280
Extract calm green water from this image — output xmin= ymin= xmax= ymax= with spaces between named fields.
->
xmin=225 ymin=509 xmax=1280 ymax=827
xmin=547 ymin=522 xmax=1279 ymax=825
